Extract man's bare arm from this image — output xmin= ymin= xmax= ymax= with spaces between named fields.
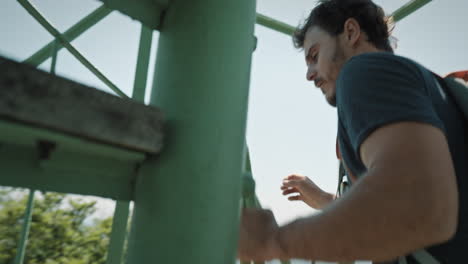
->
xmin=276 ymin=122 xmax=458 ymax=262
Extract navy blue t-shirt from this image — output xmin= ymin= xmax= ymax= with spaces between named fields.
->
xmin=336 ymin=52 xmax=468 ymax=263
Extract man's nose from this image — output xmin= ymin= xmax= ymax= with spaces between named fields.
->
xmin=306 ymin=66 xmax=317 ymax=81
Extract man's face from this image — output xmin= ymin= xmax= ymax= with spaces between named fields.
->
xmin=303 ymin=26 xmax=347 ymax=106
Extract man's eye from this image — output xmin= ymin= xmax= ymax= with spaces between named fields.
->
xmin=313 ymin=53 xmax=318 ymax=62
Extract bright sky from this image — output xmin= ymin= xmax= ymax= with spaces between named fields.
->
xmin=1 ymin=1 xmax=468 ymax=262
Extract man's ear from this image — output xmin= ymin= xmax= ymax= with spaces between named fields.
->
xmin=343 ymin=18 xmax=361 ymax=47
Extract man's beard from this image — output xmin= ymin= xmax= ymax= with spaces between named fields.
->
xmin=327 ymin=38 xmax=347 ymax=107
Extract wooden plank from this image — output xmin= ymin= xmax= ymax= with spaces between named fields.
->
xmin=0 ymin=57 xmax=164 ymax=154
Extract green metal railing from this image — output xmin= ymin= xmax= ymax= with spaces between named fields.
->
xmin=5 ymin=0 xmax=433 ymax=263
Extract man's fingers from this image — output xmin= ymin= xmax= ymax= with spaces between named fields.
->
xmin=284 ymin=174 xmax=305 ymax=181
xmin=282 ymin=179 xmax=304 ymax=188
xmin=280 ymin=185 xmax=297 ymax=191
xmin=282 ymin=188 xmax=299 ymax=196
xmin=287 ymin=195 xmax=302 ymax=201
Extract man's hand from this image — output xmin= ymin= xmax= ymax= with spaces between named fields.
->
xmin=238 ymin=208 xmax=286 ymax=261
xmin=281 ymin=174 xmax=335 ymax=209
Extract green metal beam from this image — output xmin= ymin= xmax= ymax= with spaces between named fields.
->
xmin=99 ymin=0 xmax=294 ymax=36
xmin=0 ymin=140 xmax=138 ymax=200
xmin=106 ymin=201 xmax=131 ymax=264
xmin=241 ymin=149 xmax=291 ymax=264
xmin=105 ymin=25 xmax=153 ymax=264
xmin=17 ymin=0 xmax=128 ymax=98
xmin=49 ymin=39 xmax=58 ymax=74
xmin=391 ymin=0 xmax=432 ymax=22
xmin=255 ymin=0 xmax=432 ymax=37
xmin=92 ymin=0 xmax=430 ymax=41
xmin=256 ymin=13 xmax=295 ymax=36
xmin=100 ymin=0 xmax=167 ymax=30
xmin=13 ymin=39 xmax=61 ymax=264
xmin=13 ymin=189 xmax=35 ymax=264
xmin=23 ymin=5 xmax=112 ymax=67
xmin=0 ymin=118 xmax=144 ymax=162
xmin=126 ymin=0 xmax=256 ymax=262
xmin=100 ymin=0 xmax=295 ymax=37
xmin=131 ymin=25 xmax=153 ymax=102
xmin=99 ymin=0 xmax=297 ymax=38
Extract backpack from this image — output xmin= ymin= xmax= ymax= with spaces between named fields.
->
xmin=336 ymin=71 xmax=468 ymax=264
xmin=439 ymin=71 xmax=468 ymax=118
xmin=398 ymin=72 xmax=468 ymax=264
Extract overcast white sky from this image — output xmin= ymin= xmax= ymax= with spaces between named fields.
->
xmin=1 ymin=0 xmax=468 ymax=262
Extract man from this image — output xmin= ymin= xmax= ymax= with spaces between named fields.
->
xmin=238 ymin=0 xmax=467 ymax=263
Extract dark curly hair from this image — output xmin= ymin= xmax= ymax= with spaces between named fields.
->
xmin=293 ymin=0 xmax=394 ymax=52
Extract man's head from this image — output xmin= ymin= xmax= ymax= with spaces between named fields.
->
xmin=293 ymin=0 xmax=394 ymax=106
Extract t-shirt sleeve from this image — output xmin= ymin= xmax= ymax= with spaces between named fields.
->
xmin=336 ymin=54 xmax=445 ymax=164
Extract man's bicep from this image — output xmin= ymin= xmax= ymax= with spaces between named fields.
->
xmin=359 ymin=121 xmax=458 ymax=205
xmin=358 ymin=121 xmax=459 ymax=240
xmin=360 ymin=121 xmax=458 ymax=216
xmin=359 ymin=122 xmax=453 ymax=175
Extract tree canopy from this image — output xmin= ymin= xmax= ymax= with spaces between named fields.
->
xmin=0 ymin=189 xmax=112 ymax=264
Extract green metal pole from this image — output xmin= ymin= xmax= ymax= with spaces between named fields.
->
xmin=131 ymin=26 xmax=153 ymax=102
xmin=256 ymin=13 xmax=295 ymax=36
xmin=14 ymin=189 xmax=35 ymax=264
xmin=49 ymin=39 xmax=58 ymax=75
xmin=242 ymin=149 xmax=291 ymax=264
xmin=241 ymin=172 xmax=261 ymax=264
xmin=391 ymin=0 xmax=432 ymax=22
xmin=17 ymin=0 xmax=127 ymax=98
xmin=106 ymin=201 xmax=130 ymax=264
xmin=241 ymin=149 xmax=255 ymax=264
xmin=14 ymin=37 xmax=60 ymax=264
xmin=105 ymin=24 xmax=153 ymax=264
xmin=126 ymin=0 xmax=256 ymax=262
xmin=23 ymin=5 xmax=111 ymax=67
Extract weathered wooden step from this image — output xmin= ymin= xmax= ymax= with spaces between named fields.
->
xmin=0 ymin=57 xmax=165 ymax=200
xmin=0 ymin=57 xmax=164 ymax=154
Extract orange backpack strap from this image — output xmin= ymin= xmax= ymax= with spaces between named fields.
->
xmin=445 ymin=70 xmax=468 ymax=82
xmin=335 ymin=137 xmax=342 ymax=160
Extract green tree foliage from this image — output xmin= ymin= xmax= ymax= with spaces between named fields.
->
xmin=0 ymin=190 xmax=112 ymax=264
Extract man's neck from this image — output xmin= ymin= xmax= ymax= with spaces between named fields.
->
xmin=351 ymin=44 xmax=383 ymax=58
